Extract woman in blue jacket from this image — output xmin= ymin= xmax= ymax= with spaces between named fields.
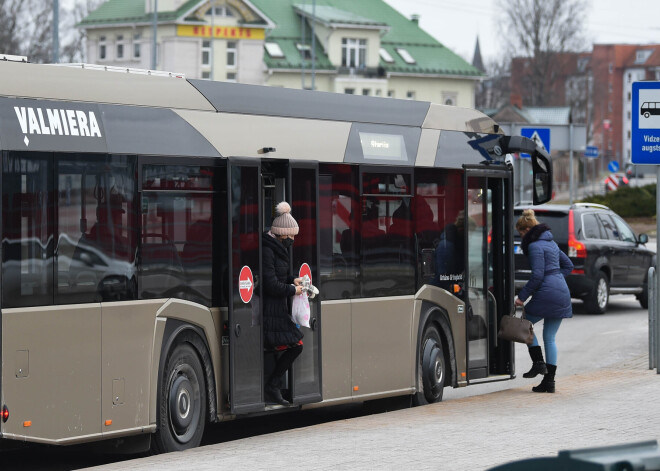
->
xmin=515 ymin=209 xmax=573 ymax=393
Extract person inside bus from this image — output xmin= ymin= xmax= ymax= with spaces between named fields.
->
xmin=515 ymin=209 xmax=573 ymax=394
xmin=433 ymin=210 xmax=468 ymax=292
xmin=262 ymin=201 xmax=304 ymax=406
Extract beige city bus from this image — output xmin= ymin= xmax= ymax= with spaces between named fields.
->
xmin=0 ymin=59 xmax=552 ymax=453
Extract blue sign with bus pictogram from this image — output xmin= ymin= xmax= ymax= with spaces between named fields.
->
xmin=632 ymin=81 xmax=660 ymax=164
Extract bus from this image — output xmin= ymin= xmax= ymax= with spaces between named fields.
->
xmin=0 ymin=58 xmax=552 ymax=453
xmin=641 ymin=102 xmax=660 ymax=118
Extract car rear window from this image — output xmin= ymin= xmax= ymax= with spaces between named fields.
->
xmin=514 ymin=210 xmax=568 ymax=242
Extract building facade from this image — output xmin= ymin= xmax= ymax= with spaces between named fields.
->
xmin=79 ymin=0 xmax=483 ymax=106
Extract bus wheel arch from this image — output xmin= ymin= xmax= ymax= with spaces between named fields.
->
xmin=153 ymin=322 xmax=217 ymax=453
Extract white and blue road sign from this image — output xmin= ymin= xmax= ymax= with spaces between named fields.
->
xmin=585 ymin=145 xmax=599 ymax=158
xmin=632 ymin=81 xmax=660 ymax=164
xmin=520 ymin=128 xmax=550 ymax=158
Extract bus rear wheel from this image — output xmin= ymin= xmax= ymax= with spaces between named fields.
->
xmin=413 ymin=324 xmax=446 ymax=406
xmin=153 ymin=343 xmax=207 ymax=453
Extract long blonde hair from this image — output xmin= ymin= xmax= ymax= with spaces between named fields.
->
xmin=516 ymin=208 xmax=539 ymax=231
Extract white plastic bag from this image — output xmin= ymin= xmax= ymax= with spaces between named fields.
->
xmin=291 ymin=291 xmax=310 ymax=328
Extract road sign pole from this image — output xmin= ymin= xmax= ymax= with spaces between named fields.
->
xmin=569 ymin=123 xmax=574 ymax=204
xmin=656 ymin=165 xmax=660 ymax=373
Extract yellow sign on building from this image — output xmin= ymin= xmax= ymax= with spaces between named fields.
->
xmin=177 ymin=25 xmax=265 ymax=40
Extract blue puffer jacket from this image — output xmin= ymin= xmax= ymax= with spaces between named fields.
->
xmin=518 ymin=225 xmax=574 ymax=319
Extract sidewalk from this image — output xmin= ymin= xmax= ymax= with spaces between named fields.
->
xmin=85 ymin=354 xmax=660 ymax=471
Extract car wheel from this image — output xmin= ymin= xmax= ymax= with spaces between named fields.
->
xmin=152 ymin=343 xmax=207 ymax=453
xmin=584 ymin=272 xmax=609 ymax=314
xmin=638 ymin=278 xmax=649 ymax=309
xmin=644 ymin=112 xmax=650 ymax=118
xmin=413 ymin=324 xmax=446 ymax=406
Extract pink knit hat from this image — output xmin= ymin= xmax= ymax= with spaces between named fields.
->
xmin=271 ymin=202 xmax=299 ymax=236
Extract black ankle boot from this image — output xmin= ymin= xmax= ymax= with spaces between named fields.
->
xmin=532 ymin=364 xmax=556 ymax=393
xmin=523 ymin=346 xmax=547 ymax=378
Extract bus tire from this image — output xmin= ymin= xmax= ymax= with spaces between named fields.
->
xmin=152 ymin=342 xmax=207 ymax=453
xmin=413 ymin=324 xmax=446 ymax=406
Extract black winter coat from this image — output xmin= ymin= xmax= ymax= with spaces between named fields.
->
xmin=262 ymin=232 xmax=304 ymax=349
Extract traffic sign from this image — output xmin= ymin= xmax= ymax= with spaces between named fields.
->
xmin=520 ymin=128 xmax=550 ymax=158
xmin=632 ymin=81 xmax=660 ymax=164
xmin=585 ymin=145 xmax=599 ymax=158
xmin=299 ymin=263 xmax=312 ymax=284
xmin=608 ymin=161 xmax=619 ymax=172
xmin=238 ymin=265 xmax=254 ymax=304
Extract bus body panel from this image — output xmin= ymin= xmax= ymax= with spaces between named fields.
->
xmin=423 ymin=103 xmax=502 ymax=135
xmin=1 ymin=304 xmax=102 ymax=443
xmin=318 ymin=300 xmax=352 ymax=402
xmin=0 ymin=61 xmax=215 ymax=111
xmin=174 ymin=109 xmax=351 ymax=162
xmin=416 ymin=129 xmax=441 ymax=167
xmin=350 ymin=296 xmax=414 ymax=398
xmin=415 ymin=285 xmax=468 ymax=387
xmin=154 ymin=299 xmax=223 ymax=420
xmin=100 ymin=300 xmax=162 ymax=436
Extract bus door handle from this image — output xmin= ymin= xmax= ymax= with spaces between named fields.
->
xmin=234 ymin=324 xmax=241 ymax=337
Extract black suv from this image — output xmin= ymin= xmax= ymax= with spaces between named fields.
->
xmin=514 ymin=203 xmax=655 ymax=314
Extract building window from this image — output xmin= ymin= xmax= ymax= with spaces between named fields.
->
xmin=608 ymin=63 xmax=613 ymax=74
xmin=207 ymin=5 xmax=234 ymax=17
xmin=265 ymin=42 xmax=284 ymax=58
xmin=226 ymin=72 xmax=236 ymax=82
xmin=133 ymin=33 xmax=141 ymax=59
xmin=628 ymin=111 xmax=631 ymax=119
xmin=379 ymin=48 xmax=394 ymax=63
xmin=99 ymin=35 xmax=107 ymax=60
xmin=396 ymin=48 xmax=416 ymax=64
xmin=635 ymin=49 xmax=653 ymax=64
xmin=608 ymin=83 xmax=612 ymax=93
xmin=375 ymin=89 xmax=382 ymax=96
xmin=406 ymin=91 xmax=416 ymax=100
xmin=388 ymin=90 xmax=395 ymax=98
xmin=202 ymin=71 xmax=211 ymax=80
xmin=628 ymin=130 xmax=631 ymax=140
xmin=296 ymin=43 xmax=312 ymax=61
xmin=608 ymin=102 xmax=612 ymax=113
xmin=442 ymin=92 xmax=457 ymax=106
xmin=227 ymin=41 xmax=237 ymax=69
xmin=202 ymin=39 xmax=211 ymax=66
xmin=342 ymin=38 xmax=367 ymax=68
xmin=116 ymin=34 xmax=125 ymax=59
xmin=344 ymin=88 xmax=355 ymax=95
xmin=362 ymin=89 xmax=370 ymax=96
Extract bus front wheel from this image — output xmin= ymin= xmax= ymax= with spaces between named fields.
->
xmin=153 ymin=343 xmax=207 ymax=453
xmin=644 ymin=112 xmax=650 ymax=118
xmin=413 ymin=324 xmax=446 ymax=406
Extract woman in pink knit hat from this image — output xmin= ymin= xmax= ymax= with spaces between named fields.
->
xmin=262 ymin=201 xmax=304 ymax=406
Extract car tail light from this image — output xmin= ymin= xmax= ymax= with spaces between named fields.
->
xmin=568 ymin=209 xmax=587 ymax=258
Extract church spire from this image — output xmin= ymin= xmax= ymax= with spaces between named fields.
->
xmin=472 ymin=36 xmax=485 ymax=73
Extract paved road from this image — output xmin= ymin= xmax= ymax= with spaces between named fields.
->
xmin=74 ymin=296 xmax=659 ymax=471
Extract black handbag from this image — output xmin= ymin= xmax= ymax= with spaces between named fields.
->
xmin=497 ymin=306 xmax=534 ymax=345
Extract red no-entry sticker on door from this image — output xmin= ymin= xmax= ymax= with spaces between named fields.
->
xmin=239 ymin=265 xmax=254 ymax=304
xmin=299 ymin=263 xmax=312 ymax=284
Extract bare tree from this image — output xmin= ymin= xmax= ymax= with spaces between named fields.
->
xmin=61 ymin=0 xmax=104 ymax=63
xmin=476 ymin=56 xmax=512 ymax=110
xmin=0 ymin=0 xmax=53 ymax=62
xmin=496 ymin=0 xmax=590 ymax=106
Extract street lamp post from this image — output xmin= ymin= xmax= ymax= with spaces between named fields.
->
xmin=151 ymin=0 xmax=158 ymax=70
xmin=53 ymin=0 xmax=59 ymax=63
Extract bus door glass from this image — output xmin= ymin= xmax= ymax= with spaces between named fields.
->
xmin=227 ymin=158 xmax=263 ymax=413
xmin=464 ymin=167 xmax=513 ymax=381
xmin=465 ymin=173 xmax=489 ymax=379
xmin=288 ymin=162 xmax=322 ymax=405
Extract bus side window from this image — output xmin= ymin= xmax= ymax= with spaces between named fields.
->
xmin=319 ymin=164 xmax=360 ymax=300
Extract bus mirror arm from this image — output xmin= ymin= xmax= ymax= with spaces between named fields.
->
xmin=498 ymin=136 xmax=553 ymax=205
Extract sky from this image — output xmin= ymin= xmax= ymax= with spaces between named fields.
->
xmin=383 ymin=0 xmax=660 ymax=66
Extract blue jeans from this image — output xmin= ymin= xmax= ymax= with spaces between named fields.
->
xmin=525 ymin=314 xmax=563 ymax=365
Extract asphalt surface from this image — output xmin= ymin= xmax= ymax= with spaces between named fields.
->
xmin=81 ymin=352 xmax=660 ymax=471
